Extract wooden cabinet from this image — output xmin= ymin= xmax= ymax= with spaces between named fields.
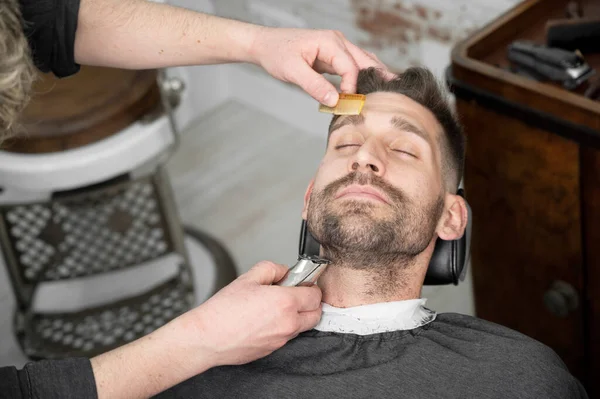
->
xmin=448 ymin=0 xmax=600 ymax=395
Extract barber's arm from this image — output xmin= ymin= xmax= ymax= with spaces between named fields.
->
xmin=73 ymin=0 xmax=389 ymax=106
xmin=0 ymin=262 xmax=322 ymax=399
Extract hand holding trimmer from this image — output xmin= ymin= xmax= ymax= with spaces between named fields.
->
xmin=276 ymin=221 xmax=330 ymax=287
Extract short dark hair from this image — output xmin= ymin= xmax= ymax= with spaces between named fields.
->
xmin=329 ymin=67 xmax=465 ymax=191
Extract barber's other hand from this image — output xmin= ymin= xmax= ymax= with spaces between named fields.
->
xmin=179 ymin=261 xmax=322 ymax=367
xmin=248 ymin=27 xmax=395 ymax=107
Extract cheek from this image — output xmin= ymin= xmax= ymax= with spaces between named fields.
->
xmin=312 ymin=158 xmax=349 ymax=191
xmin=386 ymin=162 xmax=436 ymax=201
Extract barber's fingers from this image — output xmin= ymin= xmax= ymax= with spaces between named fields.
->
xmin=317 ymin=32 xmax=360 ymax=94
xmin=312 ymin=59 xmax=337 ymax=76
xmin=244 ymin=261 xmax=289 ymax=285
xmin=343 ymin=39 xmax=381 ymax=69
xmin=343 ymin=39 xmax=396 ymax=81
xmin=284 ymin=284 xmax=323 ymax=312
xmin=296 ymin=308 xmax=323 ymax=333
xmin=313 ymin=45 xmax=394 ymax=88
xmin=289 ymin=62 xmax=340 ymax=107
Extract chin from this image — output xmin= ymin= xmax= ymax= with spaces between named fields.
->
xmin=319 ymin=209 xmax=398 ymax=250
xmin=334 ymin=216 xmax=382 ymax=242
xmin=334 ymin=201 xmax=392 ymax=221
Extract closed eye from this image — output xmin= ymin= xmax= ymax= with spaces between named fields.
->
xmin=335 ymin=144 xmax=360 ymax=150
xmin=392 ymin=149 xmax=417 ymax=158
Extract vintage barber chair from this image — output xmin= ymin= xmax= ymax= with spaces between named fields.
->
xmin=0 ymin=67 xmax=237 ymax=360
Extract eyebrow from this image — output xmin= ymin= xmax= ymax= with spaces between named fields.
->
xmin=390 ymin=116 xmax=430 ymax=143
xmin=328 ymin=114 xmax=430 ymax=144
xmin=328 ymin=114 xmax=365 ymax=135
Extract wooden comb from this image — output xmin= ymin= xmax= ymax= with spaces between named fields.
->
xmin=318 ymin=93 xmax=366 ymax=115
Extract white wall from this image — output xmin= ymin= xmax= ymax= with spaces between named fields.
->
xmin=211 ymin=0 xmax=521 ymax=76
xmin=167 ymin=0 xmax=522 ymax=135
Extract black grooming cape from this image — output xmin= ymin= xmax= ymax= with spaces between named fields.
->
xmin=157 ymin=313 xmax=587 ymax=399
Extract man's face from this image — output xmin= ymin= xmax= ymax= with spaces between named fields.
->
xmin=303 ymin=92 xmax=447 ymax=260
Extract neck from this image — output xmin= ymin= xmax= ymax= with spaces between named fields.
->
xmin=317 ymin=248 xmax=432 ymax=308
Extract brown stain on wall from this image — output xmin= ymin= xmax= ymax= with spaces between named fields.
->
xmin=351 ymin=0 xmax=462 ymax=59
xmin=414 ymin=5 xmax=428 ymax=19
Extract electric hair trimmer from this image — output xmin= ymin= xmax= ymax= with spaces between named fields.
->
xmin=276 ymin=220 xmax=330 ymax=287
xmin=276 ymin=255 xmax=330 ymax=287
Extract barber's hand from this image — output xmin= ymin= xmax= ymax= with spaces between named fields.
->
xmin=249 ymin=27 xmax=395 ymax=107
xmin=180 ymin=261 xmax=322 ymax=367
xmin=91 ymin=261 xmax=321 ymax=399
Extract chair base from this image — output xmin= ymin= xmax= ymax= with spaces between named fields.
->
xmin=19 ymin=273 xmax=192 ymax=359
xmin=15 ymin=226 xmax=237 ymax=360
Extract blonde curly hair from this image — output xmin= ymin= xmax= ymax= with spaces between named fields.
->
xmin=0 ymin=0 xmax=36 ymax=140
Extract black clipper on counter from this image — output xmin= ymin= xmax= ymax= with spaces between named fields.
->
xmin=507 ymin=41 xmax=595 ymax=90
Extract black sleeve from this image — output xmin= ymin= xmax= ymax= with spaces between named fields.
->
xmin=18 ymin=0 xmax=81 ymax=78
xmin=0 ymin=358 xmax=98 ymax=399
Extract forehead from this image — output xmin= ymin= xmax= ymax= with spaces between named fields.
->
xmin=330 ymin=92 xmax=442 ymax=141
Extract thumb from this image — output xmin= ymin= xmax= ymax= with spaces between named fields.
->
xmin=290 ymin=63 xmax=339 ymax=106
xmin=245 ymin=261 xmax=289 ymax=285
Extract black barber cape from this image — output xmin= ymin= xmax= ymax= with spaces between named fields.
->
xmin=0 ymin=358 xmax=96 ymax=399
xmin=157 ymin=313 xmax=588 ymax=399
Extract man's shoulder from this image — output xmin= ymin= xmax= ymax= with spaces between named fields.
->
xmin=431 ymin=312 xmax=562 ymax=360
xmin=428 ymin=313 xmax=587 ymax=398
xmin=433 ymin=312 xmax=532 ymax=335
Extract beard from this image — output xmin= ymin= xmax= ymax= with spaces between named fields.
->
xmin=306 ymin=171 xmax=444 ymax=270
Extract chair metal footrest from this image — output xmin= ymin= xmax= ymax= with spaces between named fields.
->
xmin=17 ymin=274 xmax=194 ymax=359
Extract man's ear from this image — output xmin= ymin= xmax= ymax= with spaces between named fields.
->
xmin=436 ymin=193 xmax=468 ymax=241
xmin=301 ymin=179 xmax=315 ymax=220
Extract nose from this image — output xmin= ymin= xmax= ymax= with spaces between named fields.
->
xmin=348 ymin=140 xmax=385 ymax=176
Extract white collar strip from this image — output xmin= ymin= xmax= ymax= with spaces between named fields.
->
xmin=314 ymin=298 xmax=436 ymax=335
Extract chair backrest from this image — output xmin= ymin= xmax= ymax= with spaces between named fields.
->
xmin=423 ymin=189 xmax=472 ymax=285
xmin=298 ymin=189 xmax=472 ymax=285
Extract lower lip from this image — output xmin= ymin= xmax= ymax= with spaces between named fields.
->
xmin=338 ymin=192 xmax=387 ymax=203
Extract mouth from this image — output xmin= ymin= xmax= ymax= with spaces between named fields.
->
xmin=335 ymin=185 xmax=390 ymax=204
